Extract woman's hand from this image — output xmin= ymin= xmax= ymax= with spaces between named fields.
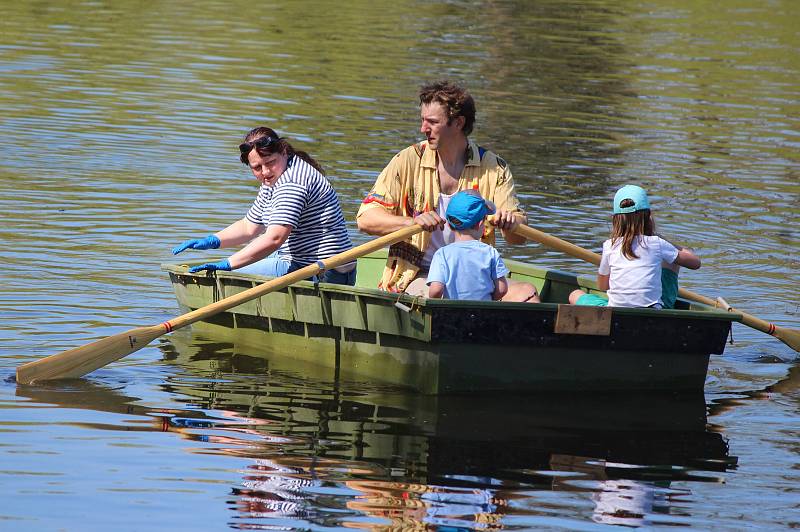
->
xmin=188 ymin=259 xmax=231 ymax=273
xmin=172 ymin=235 xmax=221 ymax=255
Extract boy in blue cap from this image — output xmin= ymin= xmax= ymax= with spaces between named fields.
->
xmin=427 ymin=190 xmax=523 ymax=301
xmin=569 ymin=184 xmax=701 ymax=308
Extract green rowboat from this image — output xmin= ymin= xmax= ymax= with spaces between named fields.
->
xmin=162 ymin=251 xmax=740 ymax=394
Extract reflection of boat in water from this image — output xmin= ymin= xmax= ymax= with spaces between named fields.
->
xmin=423 ymin=393 xmax=735 ymax=482
xmin=162 ymin=335 xmax=738 ymax=479
xmin=161 ymin=336 xmax=738 ymax=528
xmin=16 ymin=336 xmax=740 ymax=529
xmin=162 ymin=250 xmax=738 ymax=393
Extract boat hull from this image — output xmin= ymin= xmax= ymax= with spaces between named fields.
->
xmin=162 ymin=252 xmax=738 ymax=394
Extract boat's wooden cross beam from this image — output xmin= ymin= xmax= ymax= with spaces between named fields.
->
xmin=555 ymin=305 xmax=612 ymax=336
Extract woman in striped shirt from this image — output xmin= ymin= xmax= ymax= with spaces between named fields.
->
xmin=172 ymin=127 xmax=356 ymax=285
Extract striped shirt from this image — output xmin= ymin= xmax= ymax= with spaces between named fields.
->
xmin=245 ymin=156 xmax=352 ymax=265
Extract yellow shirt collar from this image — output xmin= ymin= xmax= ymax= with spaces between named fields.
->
xmin=420 ymin=139 xmax=482 ymax=169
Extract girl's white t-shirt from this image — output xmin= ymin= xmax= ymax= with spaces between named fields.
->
xmin=599 ymin=235 xmax=679 ymax=307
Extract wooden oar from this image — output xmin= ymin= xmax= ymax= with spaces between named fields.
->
xmin=16 ymin=225 xmax=424 ymax=384
xmin=512 ymin=223 xmax=800 ymax=353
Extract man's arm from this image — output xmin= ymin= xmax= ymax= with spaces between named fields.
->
xmin=492 ymin=210 xmax=528 ymax=245
xmin=358 ymin=208 xmax=444 ymax=235
xmin=357 ymin=150 xmax=409 ymax=235
xmin=488 ymin=159 xmax=527 ymax=245
xmin=357 ymin=146 xmax=445 ymax=235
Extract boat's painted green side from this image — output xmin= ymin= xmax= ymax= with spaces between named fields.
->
xmin=161 ymin=251 xmax=741 ymax=393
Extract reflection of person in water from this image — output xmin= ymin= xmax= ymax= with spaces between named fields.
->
xmin=345 ymin=479 xmax=508 ymax=529
xmin=591 ymin=477 xmax=670 ymax=526
xmin=549 ymin=454 xmax=673 ymax=527
xmin=235 ymin=458 xmax=321 ymax=519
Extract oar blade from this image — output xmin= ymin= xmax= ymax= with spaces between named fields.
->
xmin=16 ymin=324 xmax=166 ymax=384
xmin=17 ymin=224 xmax=425 ymax=383
xmin=774 ymin=327 xmax=800 ymax=353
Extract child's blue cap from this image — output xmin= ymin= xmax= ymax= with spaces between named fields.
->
xmin=613 ymin=185 xmax=650 ymax=214
xmin=446 ymin=190 xmax=496 ymax=230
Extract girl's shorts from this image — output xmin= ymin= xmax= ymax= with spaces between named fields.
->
xmin=575 ymin=293 xmax=609 ymax=306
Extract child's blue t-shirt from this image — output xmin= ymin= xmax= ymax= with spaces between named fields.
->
xmin=426 ymin=240 xmax=509 ymax=301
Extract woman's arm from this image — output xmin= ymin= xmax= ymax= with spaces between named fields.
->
xmin=226 ymin=224 xmax=292 ymax=269
xmin=215 ymin=218 xmax=265 ymax=247
xmin=597 ymin=273 xmax=610 ymax=291
xmin=173 ymin=218 xmax=263 ymax=256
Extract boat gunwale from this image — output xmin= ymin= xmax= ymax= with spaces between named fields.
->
xmin=160 ymin=262 xmax=742 ymax=324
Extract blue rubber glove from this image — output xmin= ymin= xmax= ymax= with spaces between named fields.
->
xmin=172 ymin=234 xmax=221 ymax=255
xmin=188 ymin=259 xmax=232 ymax=274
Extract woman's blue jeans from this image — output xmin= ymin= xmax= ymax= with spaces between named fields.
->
xmin=236 ymin=252 xmax=356 ymax=286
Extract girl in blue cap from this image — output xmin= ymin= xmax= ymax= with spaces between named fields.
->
xmin=569 ymin=185 xmax=701 ymax=308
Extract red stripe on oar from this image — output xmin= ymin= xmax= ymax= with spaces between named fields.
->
xmin=768 ymin=323 xmax=776 ymax=336
xmin=162 ymin=322 xmax=173 ymax=333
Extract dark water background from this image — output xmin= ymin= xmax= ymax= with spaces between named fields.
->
xmin=1 ymin=0 xmax=798 ymax=529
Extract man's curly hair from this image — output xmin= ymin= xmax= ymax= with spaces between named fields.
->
xmin=419 ymin=80 xmax=476 ymax=136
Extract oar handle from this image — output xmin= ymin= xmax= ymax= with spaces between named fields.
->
xmin=513 ymin=224 xmax=601 ymax=266
xmin=167 ymin=224 xmax=423 ymax=332
xmin=511 ymin=223 xmax=800 ymax=352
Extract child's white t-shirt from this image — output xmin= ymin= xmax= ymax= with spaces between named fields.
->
xmin=421 ymin=192 xmax=455 ymax=268
xmin=599 ymin=235 xmax=679 ymax=307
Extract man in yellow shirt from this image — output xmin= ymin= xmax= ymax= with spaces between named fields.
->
xmin=356 ymin=80 xmax=538 ymax=302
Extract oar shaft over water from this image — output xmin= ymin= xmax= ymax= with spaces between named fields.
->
xmin=512 ymin=224 xmax=800 ymax=353
xmin=16 ymin=225 xmax=423 ymax=384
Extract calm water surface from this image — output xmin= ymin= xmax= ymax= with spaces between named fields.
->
xmin=1 ymin=0 xmax=798 ymax=529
